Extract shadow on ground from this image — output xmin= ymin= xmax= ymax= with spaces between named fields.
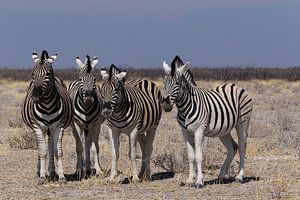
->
xmin=121 ymin=171 xmax=175 ymax=184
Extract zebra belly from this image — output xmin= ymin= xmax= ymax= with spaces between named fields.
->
xmin=205 ymin=120 xmax=235 ymax=137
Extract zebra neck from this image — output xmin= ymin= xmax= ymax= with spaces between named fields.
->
xmin=113 ymin=88 xmax=130 ymax=114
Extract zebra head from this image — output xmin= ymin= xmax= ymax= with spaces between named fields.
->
xmin=76 ymin=55 xmax=98 ymax=107
xmin=31 ymin=50 xmax=57 ymax=103
xmin=162 ymin=55 xmax=190 ymax=112
xmin=100 ymin=65 xmax=126 ymax=118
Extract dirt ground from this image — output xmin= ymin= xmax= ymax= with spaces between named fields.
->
xmin=0 ymin=79 xmax=299 ymax=199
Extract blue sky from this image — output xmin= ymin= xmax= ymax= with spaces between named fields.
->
xmin=0 ymin=0 xmax=300 ymax=68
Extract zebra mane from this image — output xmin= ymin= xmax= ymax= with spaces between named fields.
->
xmin=183 ymin=69 xmax=197 ymax=86
xmin=85 ymin=55 xmax=92 ymax=73
xmin=171 ymin=55 xmax=196 ymax=86
xmin=171 ymin=55 xmax=183 ymax=77
xmin=109 ymin=64 xmax=125 ymax=82
xmin=40 ymin=50 xmax=49 ymax=63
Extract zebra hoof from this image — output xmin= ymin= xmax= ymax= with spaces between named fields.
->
xmin=235 ymin=177 xmax=243 ymax=184
xmin=48 ymin=172 xmax=58 ymax=181
xmin=59 ymin=177 xmax=67 ymax=185
xmin=75 ymin=169 xmax=83 ymax=181
xmin=195 ymin=183 xmax=204 ymax=189
xmin=131 ymin=176 xmax=140 ymax=184
xmin=38 ymin=177 xmax=47 ymax=185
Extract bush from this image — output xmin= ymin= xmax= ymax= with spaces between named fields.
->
xmin=8 ymin=131 xmax=37 ymax=150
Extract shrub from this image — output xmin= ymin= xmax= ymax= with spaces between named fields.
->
xmin=8 ymin=130 xmax=37 ymax=150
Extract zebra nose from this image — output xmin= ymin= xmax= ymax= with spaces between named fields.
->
xmin=103 ymin=101 xmax=111 ymax=109
xmin=162 ymin=95 xmax=171 ymax=103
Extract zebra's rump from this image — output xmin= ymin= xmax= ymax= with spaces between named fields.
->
xmin=22 ymin=77 xmax=73 ymax=129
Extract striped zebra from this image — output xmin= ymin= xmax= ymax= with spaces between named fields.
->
xmin=22 ymin=50 xmax=73 ymax=185
xmin=68 ymin=55 xmax=104 ymax=180
xmin=100 ymin=65 xmax=162 ymax=183
xmin=161 ymin=56 xmax=253 ymax=188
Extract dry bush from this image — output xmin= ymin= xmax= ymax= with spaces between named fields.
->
xmin=153 ymin=148 xmax=188 ymax=173
xmin=8 ymin=130 xmax=37 ymax=150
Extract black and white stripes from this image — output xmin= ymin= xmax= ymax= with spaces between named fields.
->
xmin=162 ymin=55 xmax=253 ymax=188
xmin=22 ymin=50 xmax=73 ymax=185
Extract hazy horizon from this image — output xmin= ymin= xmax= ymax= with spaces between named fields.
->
xmin=1 ymin=1 xmax=300 ymax=68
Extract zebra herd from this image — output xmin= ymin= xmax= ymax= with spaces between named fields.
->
xmin=21 ymin=50 xmax=253 ymax=188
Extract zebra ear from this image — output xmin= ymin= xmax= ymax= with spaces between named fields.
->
xmin=48 ymin=54 xmax=58 ymax=64
xmin=177 ymin=61 xmax=190 ymax=75
xmin=76 ymin=57 xmax=84 ymax=68
xmin=163 ymin=61 xmax=171 ymax=74
xmin=100 ymin=69 xmax=109 ymax=80
xmin=32 ymin=52 xmax=39 ymax=63
xmin=115 ymin=72 xmax=127 ymax=81
xmin=91 ymin=56 xmax=98 ymax=69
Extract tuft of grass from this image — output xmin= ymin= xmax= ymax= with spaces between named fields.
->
xmin=8 ymin=130 xmax=37 ymax=150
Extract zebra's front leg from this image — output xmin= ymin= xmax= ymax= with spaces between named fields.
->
xmin=181 ymin=128 xmax=196 ymax=186
xmin=54 ymin=127 xmax=66 ymax=184
xmin=194 ymin=127 xmax=204 ymax=188
xmin=83 ymin=129 xmax=93 ymax=178
xmin=48 ymin=132 xmax=57 ymax=181
xmin=107 ymin=127 xmax=120 ymax=181
xmin=129 ymin=127 xmax=139 ymax=183
xmin=72 ymin=123 xmax=83 ymax=180
xmin=35 ymin=128 xmax=47 ymax=185
xmin=91 ymin=123 xmax=102 ymax=177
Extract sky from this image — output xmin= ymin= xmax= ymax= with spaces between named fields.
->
xmin=0 ymin=0 xmax=300 ymax=68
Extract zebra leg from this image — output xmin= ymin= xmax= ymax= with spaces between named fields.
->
xmin=35 ymin=128 xmax=47 ymax=185
xmin=139 ymin=128 xmax=156 ymax=181
xmin=181 ymin=128 xmax=195 ymax=186
xmin=83 ymin=130 xmax=93 ymax=178
xmin=91 ymin=123 xmax=102 ymax=177
xmin=235 ymin=123 xmax=248 ymax=183
xmin=107 ymin=127 xmax=120 ymax=181
xmin=48 ymin=131 xmax=57 ymax=181
xmin=72 ymin=123 xmax=83 ymax=180
xmin=54 ymin=127 xmax=66 ymax=184
xmin=129 ymin=127 xmax=139 ymax=183
xmin=218 ymin=133 xmax=238 ymax=180
xmin=194 ymin=127 xmax=204 ymax=188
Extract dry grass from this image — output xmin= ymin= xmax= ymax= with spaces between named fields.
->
xmin=0 ymin=79 xmax=299 ymax=199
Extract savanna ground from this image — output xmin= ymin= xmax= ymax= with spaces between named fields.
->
xmin=0 ymin=78 xmax=299 ymax=199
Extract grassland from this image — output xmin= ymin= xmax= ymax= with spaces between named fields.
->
xmin=0 ymin=77 xmax=299 ymax=199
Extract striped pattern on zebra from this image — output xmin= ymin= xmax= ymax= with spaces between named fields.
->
xmin=100 ymin=64 xmax=162 ymax=182
xmin=161 ymin=56 xmax=253 ymax=188
xmin=22 ymin=50 xmax=73 ymax=185
xmin=68 ymin=55 xmax=104 ymax=180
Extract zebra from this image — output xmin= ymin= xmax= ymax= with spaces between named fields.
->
xmin=161 ymin=56 xmax=253 ymax=188
xmin=22 ymin=50 xmax=73 ymax=185
xmin=68 ymin=55 xmax=104 ymax=180
xmin=100 ymin=64 xmax=162 ymax=183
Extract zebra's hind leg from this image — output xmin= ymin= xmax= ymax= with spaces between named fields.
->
xmin=54 ymin=127 xmax=66 ymax=185
xmin=72 ymin=123 xmax=84 ymax=180
xmin=218 ymin=133 xmax=238 ymax=181
xmin=181 ymin=128 xmax=196 ymax=186
xmin=235 ymin=122 xmax=249 ymax=183
xmin=139 ymin=128 xmax=156 ymax=181
xmin=35 ymin=128 xmax=47 ymax=185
